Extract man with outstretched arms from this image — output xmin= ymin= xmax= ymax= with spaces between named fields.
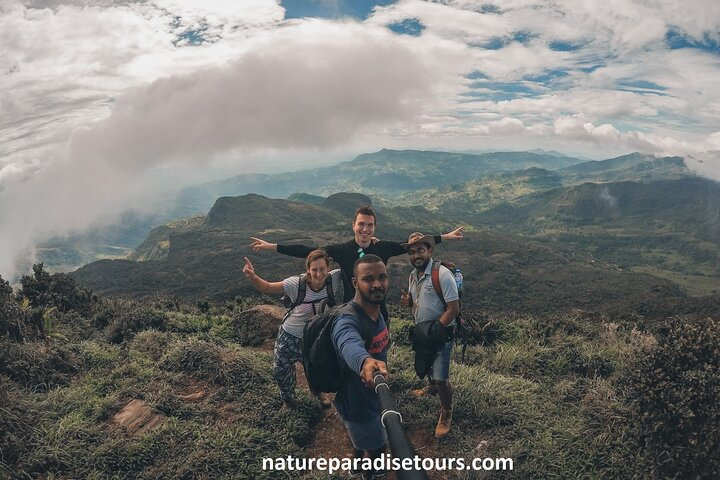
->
xmin=331 ymin=254 xmax=390 ymax=479
xmin=249 ymin=205 xmax=464 ymax=320
xmin=242 ymin=249 xmax=342 ymax=409
xmin=400 ymin=232 xmax=459 ymax=438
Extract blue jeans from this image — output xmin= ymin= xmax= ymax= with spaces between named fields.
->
xmin=429 ymin=340 xmax=453 ymax=381
xmin=341 ymin=417 xmax=387 ymax=451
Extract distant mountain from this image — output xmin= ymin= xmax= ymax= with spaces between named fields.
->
xmin=71 ymin=195 xmax=354 ymax=299
xmin=40 ymin=149 xmax=697 ymax=279
xmin=395 ymin=153 xmax=693 ymax=214
xmin=395 ymin=167 xmax=564 ymax=216
xmin=474 ymin=177 xmax=719 ymax=235
xmin=128 ymin=215 xmax=205 ymax=262
xmin=286 ymin=193 xmax=325 ymax=205
xmin=175 ymin=149 xmax=586 ymax=213
xmin=467 ymin=177 xmax=720 ymax=296
xmin=558 ymin=153 xmax=692 ymax=184
xmin=32 ymin=211 xmax=179 ymax=274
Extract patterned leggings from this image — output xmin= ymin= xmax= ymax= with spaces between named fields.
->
xmin=273 ymin=326 xmax=303 ymax=402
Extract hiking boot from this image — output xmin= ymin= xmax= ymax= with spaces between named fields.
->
xmin=412 ymin=385 xmax=437 ymax=398
xmin=364 ymin=469 xmax=387 ymax=479
xmin=435 ymin=407 xmax=452 ymax=438
xmin=315 ymin=392 xmax=332 ymax=408
xmin=347 ymin=469 xmax=365 ymax=479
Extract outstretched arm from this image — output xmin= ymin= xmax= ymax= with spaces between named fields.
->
xmin=440 ymin=226 xmax=464 ymax=242
xmin=249 ymin=237 xmax=278 ymax=252
xmin=242 ymin=257 xmax=285 ymax=295
xmin=249 ymin=236 xmax=315 ymax=259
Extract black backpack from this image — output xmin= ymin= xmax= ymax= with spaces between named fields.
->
xmin=302 ymin=302 xmax=375 ymax=393
xmin=281 ymin=273 xmax=336 ymax=318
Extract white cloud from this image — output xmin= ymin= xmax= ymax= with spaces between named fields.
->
xmin=0 ymin=18 xmax=468 ymax=277
xmin=2 ymin=0 xmax=720 ymax=278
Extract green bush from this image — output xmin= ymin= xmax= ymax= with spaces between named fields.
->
xmin=54 ymin=310 xmax=95 ymax=342
xmin=160 ymin=338 xmax=270 ymax=389
xmin=460 ymin=310 xmax=514 ymax=346
xmin=623 ymin=316 xmax=720 ymax=479
xmin=0 ymin=340 xmax=79 ymax=391
xmin=0 ymin=295 xmax=30 ymax=341
xmin=0 ymin=274 xmax=12 ymax=297
xmin=76 ymin=341 xmax=121 ymax=370
xmin=105 ymin=303 xmax=168 ymax=344
xmin=18 ymin=263 xmax=93 ymax=314
xmin=229 ymin=311 xmax=271 ymax=347
xmin=129 ymin=330 xmax=173 ymax=362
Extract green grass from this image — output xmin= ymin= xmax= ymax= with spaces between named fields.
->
xmin=2 ymin=299 xmax=714 ymax=479
xmin=630 ymin=265 xmax=720 ymax=296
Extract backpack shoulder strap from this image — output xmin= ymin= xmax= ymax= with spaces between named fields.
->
xmin=294 ymin=273 xmax=307 ymax=307
xmin=284 ymin=274 xmax=308 ymax=319
xmin=431 ymin=260 xmax=448 ymax=310
xmin=324 ymin=274 xmax=336 ymax=307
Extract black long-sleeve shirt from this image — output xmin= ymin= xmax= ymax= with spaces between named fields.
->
xmin=277 ymin=235 xmax=443 ymax=316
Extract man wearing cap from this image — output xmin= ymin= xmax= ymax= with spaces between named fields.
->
xmin=400 ymin=232 xmax=459 ymax=438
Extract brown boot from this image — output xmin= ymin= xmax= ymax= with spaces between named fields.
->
xmin=435 ymin=407 xmax=452 ymax=438
xmin=411 ymin=385 xmax=438 ymax=398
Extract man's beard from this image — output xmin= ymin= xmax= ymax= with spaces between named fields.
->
xmin=360 ymin=287 xmax=386 ymax=305
xmin=412 ymin=258 xmax=430 ymax=270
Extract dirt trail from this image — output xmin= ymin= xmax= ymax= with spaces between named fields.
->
xmin=253 ymin=338 xmax=457 ymax=480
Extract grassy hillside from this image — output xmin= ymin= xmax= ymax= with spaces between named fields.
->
xmin=2 ymin=270 xmax=718 ymax=479
xmin=469 ymin=177 xmax=720 ymax=295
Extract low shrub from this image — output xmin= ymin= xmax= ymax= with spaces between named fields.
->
xmin=160 ymin=338 xmax=270 ymax=389
xmin=54 ymin=310 xmax=95 ymax=342
xmin=0 ymin=340 xmax=79 ymax=391
xmin=229 ymin=305 xmax=283 ymax=346
xmin=623 ymin=316 xmax=720 ymax=479
xmin=76 ymin=341 xmax=121 ymax=370
xmin=0 ymin=295 xmax=30 ymax=341
xmin=105 ymin=303 xmax=168 ymax=344
xmin=129 ymin=330 xmax=174 ymax=362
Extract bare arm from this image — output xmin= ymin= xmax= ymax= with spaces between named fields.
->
xmin=440 ymin=226 xmax=465 ymax=242
xmin=250 ymin=236 xmax=318 ymax=259
xmin=249 ymin=237 xmax=278 ymax=252
xmin=242 ymin=257 xmax=285 ymax=295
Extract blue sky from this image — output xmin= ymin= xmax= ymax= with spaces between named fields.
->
xmin=282 ymin=0 xmax=398 ymax=20
xmin=0 ymin=0 xmax=719 ymax=277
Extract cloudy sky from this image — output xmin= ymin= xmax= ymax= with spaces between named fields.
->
xmin=1 ymin=0 xmax=719 ymax=278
